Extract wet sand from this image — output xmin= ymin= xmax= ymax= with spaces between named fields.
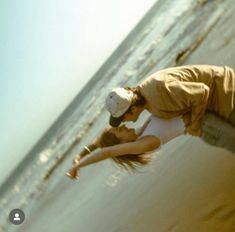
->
xmin=11 ymin=136 xmax=235 ymax=232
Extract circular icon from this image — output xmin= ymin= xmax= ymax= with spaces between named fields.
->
xmin=9 ymin=209 xmax=25 ymax=225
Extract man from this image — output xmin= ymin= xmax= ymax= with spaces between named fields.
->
xmin=105 ymin=65 xmax=235 ymax=136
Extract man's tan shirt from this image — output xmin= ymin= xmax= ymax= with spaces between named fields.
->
xmin=138 ymin=65 xmax=235 ymax=136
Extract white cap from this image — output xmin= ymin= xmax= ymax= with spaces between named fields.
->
xmin=105 ymin=88 xmax=133 ymax=117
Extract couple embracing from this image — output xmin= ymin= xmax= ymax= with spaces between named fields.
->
xmin=67 ymin=64 xmax=235 ymax=179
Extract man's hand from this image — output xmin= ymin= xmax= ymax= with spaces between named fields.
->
xmin=185 ymin=123 xmax=202 ymax=137
xmin=182 ymin=113 xmax=191 ymax=127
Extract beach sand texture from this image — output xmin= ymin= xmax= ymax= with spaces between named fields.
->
xmin=1 ymin=0 xmax=235 ymax=231
xmin=7 ymin=138 xmax=235 ymax=232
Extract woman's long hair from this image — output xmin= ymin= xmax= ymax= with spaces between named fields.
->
xmin=99 ymin=128 xmax=152 ymax=171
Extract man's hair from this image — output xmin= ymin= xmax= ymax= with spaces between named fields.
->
xmin=124 ymin=87 xmax=146 ymax=114
xmin=99 ymin=128 xmax=151 ymax=171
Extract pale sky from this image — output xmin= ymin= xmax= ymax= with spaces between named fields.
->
xmin=0 ymin=0 xmax=156 ymax=185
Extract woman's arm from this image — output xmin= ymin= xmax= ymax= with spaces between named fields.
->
xmin=73 ymin=136 xmax=160 ymax=170
xmin=73 ymin=138 xmax=99 ymax=163
xmin=135 ymin=116 xmax=151 ymax=136
xmin=66 ymin=138 xmax=100 ymax=179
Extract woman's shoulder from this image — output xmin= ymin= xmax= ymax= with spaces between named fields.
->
xmin=149 ymin=115 xmax=183 ymax=124
xmin=142 ymin=115 xmax=184 ymax=144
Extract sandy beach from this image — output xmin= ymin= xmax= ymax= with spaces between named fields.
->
xmin=10 ymin=137 xmax=235 ymax=232
xmin=3 ymin=0 xmax=235 ymax=231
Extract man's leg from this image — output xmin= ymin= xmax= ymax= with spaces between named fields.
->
xmin=201 ymin=112 xmax=235 ymax=153
xmin=228 ymin=107 xmax=235 ymax=127
xmin=228 ymin=93 xmax=235 ymax=127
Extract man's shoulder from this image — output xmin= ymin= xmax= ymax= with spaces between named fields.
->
xmin=139 ymin=75 xmax=166 ymax=92
xmin=140 ymin=71 xmax=171 ymax=86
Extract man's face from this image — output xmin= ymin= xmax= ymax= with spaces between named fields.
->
xmin=122 ymin=106 xmax=142 ymax=122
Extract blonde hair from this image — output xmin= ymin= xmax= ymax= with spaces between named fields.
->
xmin=99 ymin=128 xmax=151 ymax=171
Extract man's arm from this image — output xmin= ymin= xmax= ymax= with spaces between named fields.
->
xmin=162 ymin=81 xmax=210 ymax=136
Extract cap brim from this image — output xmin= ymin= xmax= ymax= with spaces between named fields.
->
xmin=109 ymin=115 xmax=123 ymax=127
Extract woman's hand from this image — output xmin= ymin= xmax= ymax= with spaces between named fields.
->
xmin=73 ymin=154 xmax=81 ymax=165
xmin=66 ymin=155 xmax=81 ymax=180
xmin=66 ymin=167 xmax=79 ymax=179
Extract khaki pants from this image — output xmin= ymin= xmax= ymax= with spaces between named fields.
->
xmin=227 ymin=91 xmax=235 ymax=126
xmin=228 ymin=107 xmax=235 ymax=127
xmin=201 ymin=111 xmax=235 ymax=153
xmin=202 ymin=112 xmax=235 ymax=153
xmin=202 ymin=92 xmax=235 ymax=153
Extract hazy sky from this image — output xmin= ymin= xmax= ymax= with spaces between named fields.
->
xmin=0 ymin=0 xmax=156 ymax=185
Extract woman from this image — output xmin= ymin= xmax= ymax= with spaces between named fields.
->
xmin=66 ymin=115 xmax=185 ymax=179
